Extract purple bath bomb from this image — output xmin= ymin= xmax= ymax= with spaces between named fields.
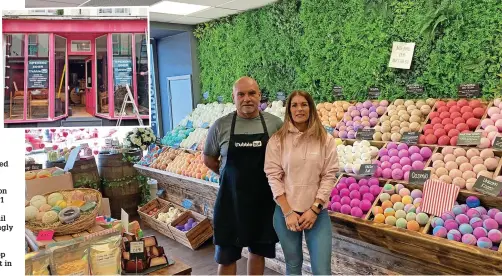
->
xmin=433 ymin=226 xmax=447 ymax=238
xmin=487 ymin=208 xmax=500 ymax=219
xmin=389 ymin=156 xmax=401 ymax=164
xmin=330 ymin=188 xmax=339 ymax=198
xmin=444 ymin=219 xmax=459 ymax=231
xmin=349 ymin=183 xmax=360 ymax=191
xmin=397 ymin=143 xmax=409 ymax=151
xmin=184 ymin=222 xmax=193 ymax=231
xmin=350 ymin=190 xmax=361 ymax=200
xmin=473 ymin=227 xmax=488 ymax=239
xmin=402 ymin=165 xmax=412 ymax=172
xmin=398 ymin=150 xmax=409 ymax=158
xmin=452 ymin=205 xmax=464 ymax=216
xmin=339 ymin=177 xmax=348 ymax=184
xmin=388 ymin=149 xmax=399 ymax=157
xmin=395 ymin=184 xmax=405 ymax=193
xmin=400 ymin=157 xmax=412 ymax=167
xmin=369 ymin=106 xmax=377 ymax=112
xmin=392 ymin=169 xmax=404 ymax=180
xmin=475 ymin=206 xmax=487 ymax=216
xmin=347 ymin=130 xmax=356 ymax=139
xmin=339 ymin=188 xmax=350 ymax=197
xmin=470 ymin=217 xmax=484 ymax=228
xmin=467 ymin=208 xmax=481 ymax=219
xmin=459 ymin=223 xmax=474 ymax=235
xmin=379 ymin=148 xmax=389 ymax=157
xmin=381 ymin=161 xmax=392 ymax=170
xmin=359 ymin=186 xmax=370 ymax=195
xmin=380 ymin=155 xmax=391 ymax=162
xmin=391 ymin=163 xmax=402 ymax=171
xmin=447 ymin=229 xmax=462 ymax=241
xmin=368 ymin=178 xmax=380 ymax=186
xmin=339 ymin=131 xmax=348 ymax=139
xmin=408 ymin=146 xmax=420 ymax=155
xmin=370 ymin=185 xmax=381 ymax=196
xmin=358 ymin=178 xmax=369 ymax=186
xmin=175 ymin=225 xmax=184 ymax=231
xmin=187 ymin=218 xmax=195 ymax=224
xmin=340 ymin=196 xmax=351 ymax=206
xmin=347 ymin=177 xmax=357 ymax=184
xmin=410 ymin=189 xmax=423 ymax=199
xmin=404 ymin=171 xmax=410 ymax=181
xmin=350 ymin=198 xmax=361 ymax=208
xmin=431 ymin=217 xmax=445 ymax=228
xmin=369 ymin=111 xmax=379 ymax=118
xmin=477 ymin=237 xmax=493 ymax=249
xmin=375 ymin=167 xmax=383 ymax=177
xmin=455 ymin=214 xmax=470 ymax=225
xmin=331 ymin=202 xmax=342 ymax=212
xmin=191 ymin=221 xmax=198 ymax=228
xmin=382 ymin=168 xmax=393 ymax=179
xmin=420 ymin=147 xmax=433 ymax=159
xmin=340 ymin=204 xmax=352 ymax=214
xmin=369 ymin=117 xmax=379 ymax=126
xmin=360 ymin=200 xmax=372 ymax=212
xmin=415 ymin=206 xmax=422 ymax=213
xmin=387 ymin=142 xmax=398 ymax=150
xmin=483 ymin=219 xmax=499 ymax=231
xmin=487 ymin=229 xmax=502 ymax=243
xmin=410 ymin=153 xmax=424 ymax=162
xmin=363 ymin=100 xmax=373 ymax=109
xmin=466 ymin=196 xmax=480 ymax=208
xmin=495 ymin=212 xmax=502 ymax=225
xmin=331 ymin=195 xmax=341 ymax=203
xmin=363 ymin=193 xmax=375 ymax=202
xmin=461 ymin=234 xmax=477 ymax=245
xmin=360 ymin=109 xmax=370 ymax=117
xmin=441 ymin=211 xmax=456 ymax=221
xmin=413 ymin=198 xmax=422 ymax=205
xmin=351 ymin=207 xmax=364 ymax=217
xmin=412 ymin=161 xmax=425 ymax=170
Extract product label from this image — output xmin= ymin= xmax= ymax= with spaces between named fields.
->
xmin=36 ymin=230 xmax=54 ymax=241
xmin=368 ymin=87 xmax=380 ymax=100
xmin=400 ymin=132 xmax=420 ymax=145
xmin=130 ymin=241 xmax=144 ymax=254
xmin=458 ymin=83 xmax=480 ymax=98
xmin=493 ymin=137 xmax=502 ymax=151
xmin=409 ymin=170 xmax=431 ymax=185
xmin=473 ymin=176 xmax=502 ymax=197
xmin=356 ymin=128 xmax=375 ymax=140
xmin=93 ymin=249 xmax=119 ymax=269
xmin=25 ymin=164 xmax=43 ymax=171
xmin=332 ymin=86 xmax=343 ymax=100
xmin=457 ymin=132 xmax=482 ymax=146
xmin=358 ymin=164 xmax=377 ymax=176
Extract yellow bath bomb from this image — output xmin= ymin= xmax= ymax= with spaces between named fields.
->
xmin=36 ymin=211 xmax=46 ymax=222
xmin=25 ymin=206 xmax=39 ymax=221
xmin=48 ymin=193 xmax=64 ymax=206
xmin=39 ymin=204 xmax=52 ymax=212
xmin=402 ymin=195 xmax=413 ymax=205
xmin=54 ymin=200 xmax=67 ymax=208
xmin=42 ymin=211 xmax=59 ymax=224
xmin=30 ymin=195 xmax=47 ymax=209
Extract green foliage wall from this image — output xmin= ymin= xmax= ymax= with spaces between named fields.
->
xmin=194 ymin=0 xmax=502 ymax=103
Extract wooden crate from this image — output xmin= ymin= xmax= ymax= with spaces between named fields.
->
xmin=139 ymin=197 xmax=186 ymax=240
xmin=169 ymin=210 xmax=213 ymax=250
xmin=138 ymin=197 xmax=166 ymax=223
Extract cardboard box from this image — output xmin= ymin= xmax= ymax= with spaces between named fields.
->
xmin=99 ymin=198 xmax=111 ymax=217
xmin=25 ymin=167 xmax=74 ymax=199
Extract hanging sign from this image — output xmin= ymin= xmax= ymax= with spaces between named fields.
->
xmin=400 ymin=132 xmax=420 ymax=145
xmin=388 ymin=42 xmax=415 ymax=69
xmin=406 ymin=84 xmax=424 ymax=96
xmin=457 ymin=132 xmax=482 ymax=146
xmin=28 ymin=60 xmax=49 ymax=88
xmin=358 ymin=164 xmax=377 ymax=176
xmin=409 ymin=170 xmax=431 ymax=185
xmin=356 ymin=128 xmax=375 ymax=140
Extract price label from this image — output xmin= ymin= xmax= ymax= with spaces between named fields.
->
xmin=276 ymin=92 xmax=286 ymax=101
xmin=368 ymin=87 xmax=380 ymax=100
xmin=400 ymin=132 xmax=420 ymax=145
xmin=36 ymin=230 xmax=55 ymax=241
xmin=25 ymin=163 xmax=43 ymax=171
xmin=332 ymin=86 xmax=343 ymax=100
xmin=217 ymin=96 xmax=224 ymax=103
xmin=409 ymin=170 xmax=431 ymax=185
xmin=356 ymin=129 xmax=375 ymax=140
xmin=473 ymin=176 xmax=502 ymax=197
xmin=458 ymin=83 xmax=480 ymax=98
xmin=457 ymin=132 xmax=482 ymax=146
xmin=406 ymin=84 xmax=424 ymax=96
xmin=130 ymin=241 xmax=145 ymax=260
xmin=493 ymin=137 xmax=502 ymax=151
xmin=155 ymin=138 xmax=162 ymax=145
xmin=358 ymin=164 xmax=377 ymax=176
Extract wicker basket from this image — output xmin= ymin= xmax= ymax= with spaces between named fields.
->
xmin=26 ymin=188 xmax=102 ymax=236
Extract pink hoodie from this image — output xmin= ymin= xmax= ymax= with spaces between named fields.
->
xmin=264 ymin=123 xmax=339 ymax=212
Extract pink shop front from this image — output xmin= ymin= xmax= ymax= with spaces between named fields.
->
xmin=3 ymin=17 xmax=150 ymax=128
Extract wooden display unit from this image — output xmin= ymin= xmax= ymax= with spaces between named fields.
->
xmin=138 ymin=197 xmax=186 ymax=240
xmin=169 ymin=211 xmax=213 ymax=250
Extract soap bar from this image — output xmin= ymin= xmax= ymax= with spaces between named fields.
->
xmin=70 ymin=200 xmax=85 ymax=207
xmin=58 ymin=207 xmax=81 ymax=224
xmin=125 ymin=259 xmax=145 ymax=273
xmin=148 ymin=246 xmax=165 ymax=257
xmin=79 ymin=202 xmax=96 ymax=212
xmin=141 ymin=236 xmax=157 ymax=247
xmin=149 ymin=256 xmax=168 ymax=267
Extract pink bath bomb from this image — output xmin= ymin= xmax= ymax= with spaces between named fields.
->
xmin=380 ymin=155 xmax=391 ymax=162
xmin=444 ymin=219 xmax=459 ymax=231
xmin=403 ymin=171 xmax=410 ymax=181
xmin=402 ymin=165 xmax=412 ymax=172
xmin=359 ymin=185 xmax=370 ymax=195
xmin=350 ymin=198 xmax=361 ymax=208
xmin=398 ymin=150 xmax=409 ymax=158
xmin=370 ymin=185 xmax=381 ymax=196
xmin=483 ymin=219 xmax=499 ymax=231
xmin=487 ymin=229 xmax=502 ymax=243
xmin=331 ymin=195 xmax=341 ymax=203
xmin=387 ymin=142 xmax=398 ymax=150
xmin=350 ymin=190 xmax=361 ymax=200
xmin=391 ymin=163 xmax=403 ymax=170
xmin=382 ymin=168 xmax=393 ymax=179
xmin=349 ymin=183 xmax=360 ymax=191
xmin=467 ymin=208 xmax=481 ymax=219
xmin=400 ymin=157 xmax=412 ymax=166
xmin=389 ymin=156 xmax=401 ymax=164
xmin=360 ymin=200 xmax=372 ymax=212
xmin=340 ymin=196 xmax=351 ymax=205
xmin=420 ymin=147 xmax=433 ymax=159
xmin=347 ymin=177 xmax=357 ymax=184
xmin=455 ymin=214 xmax=470 ymax=225
xmin=410 ymin=153 xmax=424 ymax=162
xmin=340 ymin=204 xmax=351 ymax=214
xmin=330 ymin=188 xmax=339 ymax=197
xmin=362 ymin=193 xmax=375 ymax=202
xmin=331 ymin=202 xmax=342 ymax=212
xmin=392 ymin=169 xmax=404 ymax=180
xmin=379 ymin=148 xmax=389 ymax=157
xmin=481 ymin=118 xmax=495 ymax=129
xmin=375 ymin=167 xmax=383 ymax=177
xmin=461 ymin=234 xmax=477 ymax=245
xmin=351 ymin=207 xmax=364 ymax=217
xmin=473 ymin=227 xmax=488 ymax=239
xmin=388 ymin=149 xmax=399 ymax=157
xmin=470 ymin=217 xmax=483 ymax=228
xmin=408 ymin=146 xmax=420 ymax=155
xmin=340 ymin=188 xmax=350 ymax=197
xmin=412 ymin=161 xmax=425 ymax=170
xmin=358 ymin=178 xmax=369 ymax=186
xmin=487 ymin=208 xmax=500 ymax=219
xmin=337 ymin=182 xmax=348 ymax=190
xmin=381 ymin=161 xmax=392 ymax=170
xmin=368 ymin=178 xmax=380 ymax=186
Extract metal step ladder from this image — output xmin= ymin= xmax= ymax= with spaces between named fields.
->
xmin=116 ymin=84 xmax=144 ymax=127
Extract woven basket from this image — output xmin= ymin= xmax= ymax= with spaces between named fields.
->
xmin=26 ymin=188 xmax=102 ymax=236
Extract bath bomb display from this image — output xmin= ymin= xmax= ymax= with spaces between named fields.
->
xmin=479 ymin=98 xmax=502 ymax=147
xmin=407 ymin=220 xmax=420 ymax=231
xmin=483 ymin=219 xmax=499 ymax=231
xmin=373 ymin=99 xmax=433 ymax=141
xmin=447 ymin=229 xmax=462 ymax=241
xmin=459 ymin=224 xmax=474 ymax=235
xmin=431 ymin=217 xmax=444 ymax=228
xmin=461 ymin=234 xmax=477 ymax=245
xmin=433 ymin=226 xmax=448 ymax=238
xmin=30 ymin=195 xmax=47 ymax=209
xmin=25 ymin=206 xmax=39 ymax=221
xmin=444 ymin=220 xmax=459 ymax=231
xmin=335 ymin=100 xmax=388 ymax=137
xmin=477 ymin=237 xmax=493 ymax=249
xmin=470 ymin=217 xmax=484 ymax=228
xmin=385 ymin=216 xmax=397 ymax=226
xmin=318 ymin=101 xmax=353 ymax=128
xmin=419 ymin=100 xmax=485 ymax=146
xmin=376 ymin=143 xmax=432 ymax=180
xmin=495 ymin=212 xmax=502 ymax=225
xmin=336 ymin=141 xmax=380 ymax=173
xmin=473 ymin=227 xmax=488 ymax=239
xmin=330 ymin=177 xmax=381 ymax=218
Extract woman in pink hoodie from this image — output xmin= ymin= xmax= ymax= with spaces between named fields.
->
xmin=265 ymin=91 xmax=338 ymax=275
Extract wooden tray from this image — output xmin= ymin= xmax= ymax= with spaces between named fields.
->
xmin=169 ymin=210 xmax=213 ymax=250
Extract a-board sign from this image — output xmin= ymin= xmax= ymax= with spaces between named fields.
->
xmin=356 ymin=128 xmax=375 ymax=140
xmin=493 ymin=137 xmax=502 ymax=151
xmin=25 ymin=163 xmax=43 ymax=171
xmin=473 ymin=176 xmax=502 ymax=197
xmin=332 ymin=86 xmax=343 ymax=100
xmin=368 ymin=87 xmax=380 ymax=100
xmin=457 ymin=132 xmax=482 ymax=146
xmin=358 ymin=164 xmax=377 ymax=176
xmin=400 ymin=132 xmax=420 ymax=145
xmin=276 ymin=92 xmax=286 ymax=101
xmin=409 ymin=170 xmax=431 ymax=185
xmin=406 ymin=84 xmax=424 ymax=95
xmin=388 ymin=42 xmax=416 ymax=69
xmin=458 ymin=83 xmax=480 ymax=98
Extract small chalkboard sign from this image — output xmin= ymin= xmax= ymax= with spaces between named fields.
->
xmin=190 ymin=143 xmax=198 ymax=151
xmin=473 ymin=176 xmax=502 ymax=197
xmin=276 ymin=92 xmax=286 ymax=101
xmin=358 ymin=164 xmax=377 ymax=176
xmin=458 ymin=83 xmax=480 ymax=98
xmin=406 ymin=84 xmax=424 ymax=96
xmin=368 ymin=87 xmax=380 ymax=100
xmin=409 ymin=170 xmax=431 ymax=185
xmin=332 ymin=86 xmax=343 ymax=100
xmin=156 ymin=189 xmax=165 ymax=197
xmin=457 ymin=132 xmax=482 ymax=146
xmin=356 ymin=128 xmax=375 ymax=140
xmin=493 ymin=137 xmax=502 ymax=151
xmin=155 ymin=137 xmax=162 ymax=145
xmin=400 ymin=131 xmax=420 ymax=145
xmin=25 ymin=163 xmax=43 ymax=171
xmin=217 ymin=96 xmax=224 ymax=103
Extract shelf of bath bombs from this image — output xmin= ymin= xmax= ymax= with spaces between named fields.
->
xmin=327 ymin=173 xmax=502 ymax=274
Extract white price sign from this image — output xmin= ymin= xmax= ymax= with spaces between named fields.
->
xmin=388 ymin=42 xmax=415 ymax=69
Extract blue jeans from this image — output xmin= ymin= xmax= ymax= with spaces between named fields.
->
xmin=273 ymin=205 xmax=332 ymax=275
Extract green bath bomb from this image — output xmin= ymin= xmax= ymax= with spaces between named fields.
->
xmin=416 ymin=213 xmax=429 ymax=226
xmin=406 ymin=212 xmax=417 ymax=222
xmin=25 ymin=206 xmax=39 ymax=221
xmin=385 ymin=216 xmax=397 ymax=226
xmin=396 ymin=218 xmax=408 ymax=229
xmin=48 ymin=193 xmax=64 ymax=206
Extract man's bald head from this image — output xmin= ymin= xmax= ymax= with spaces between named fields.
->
xmin=232 ymin=76 xmax=261 ymax=118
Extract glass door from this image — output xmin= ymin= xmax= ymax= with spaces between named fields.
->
xmin=85 ymin=58 xmax=94 ymax=115
xmin=54 ymin=35 xmax=67 ymax=118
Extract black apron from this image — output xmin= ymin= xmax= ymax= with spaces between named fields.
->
xmin=213 ymin=112 xmax=278 ymax=247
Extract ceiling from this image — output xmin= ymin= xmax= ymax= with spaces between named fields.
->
xmin=25 ymin=0 xmax=278 ymax=25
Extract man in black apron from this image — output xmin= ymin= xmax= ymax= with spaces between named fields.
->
xmin=203 ymin=77 xmax=283 ymax=275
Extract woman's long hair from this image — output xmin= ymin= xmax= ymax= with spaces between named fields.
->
xmin=273 ymin=90 xmax=327 ymax=146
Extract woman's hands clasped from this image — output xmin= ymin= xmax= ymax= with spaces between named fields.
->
xmin=285 ymin=209 xmax=317 ymax=231
xmin=285 ymin=212 xmax=302 ymax=232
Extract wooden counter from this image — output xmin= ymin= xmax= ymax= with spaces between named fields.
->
xmin=135 ymin=165 xmax=502 ymax=275
xmin=150 ymin=257 xmax=192 ymax=275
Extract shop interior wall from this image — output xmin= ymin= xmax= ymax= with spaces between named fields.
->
xmin=194 ymin=0 xmax=502 ymax=103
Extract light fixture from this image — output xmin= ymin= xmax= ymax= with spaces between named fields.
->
xmin=150 ymin=1 xmax=209 ymax=16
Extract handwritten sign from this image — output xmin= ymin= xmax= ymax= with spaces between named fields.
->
xmin=356 ymin=128 xmax=375 ymax=140
xmin=113 ymin=57 xmax=133 ymax=87
xmin=493 ymin=137 xmax=502 ymax=151
xmin=130 ymin=241 xmax=145 ymax=253
xmin=400 ymin=132 xmax=420 ymax=145
xmin=457 ymin=132 xmax=482 ymax=146
xmin=332 ymin=86 xmax=343 ymax=100
xmin=409 ymin=170 xmax=431 ymax=185
xmin=406 ymin=84 xmax=424 ymax=96
xmin=25 ymin=163 xmax=43 ymax=171
xmin=358 ymin=164 xmax=377 ymax=176
xmin=458 ymin=84 xmax=480 ymax=98
xmin=36 ymin=230 xmax=55 ymax=241
xmin=276 ymin=92 xmax=286 ymax=101
xmin=368 ymin=87 xmax=380 ymax=100
xmin=388 ymin=42 xmax=415 ymax=69
xmin=473 ymin=176 xmax=502 ymax=197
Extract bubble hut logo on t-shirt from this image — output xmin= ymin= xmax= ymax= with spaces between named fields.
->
xmin=235 ymin=141 xmax=262 ymax=147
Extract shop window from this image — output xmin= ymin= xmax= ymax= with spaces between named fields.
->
xmin=135 ymin=34 xmax=149 ymax=115
xmin=96 ymin=35 xmax=108 ymax=115
xmin=55 ymin=35 xmax=66 ymax=118
xmin=112 ymin=34 xmax=133 ymax=116
xmin=27 ymin=34 xmax=50 ymax=119
xmin=71 ymin=40 xmax=91 ymax=52
xmin=4 ymin=34 xmax=25 ymax=120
